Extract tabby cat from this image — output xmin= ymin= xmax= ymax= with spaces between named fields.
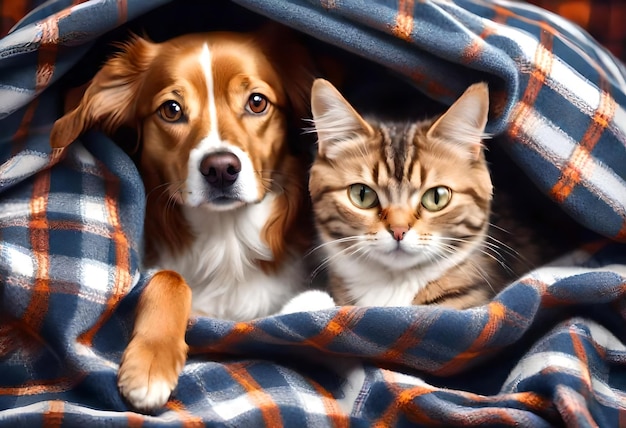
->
xmin=308 ymin=78 xmax=556 ymax=309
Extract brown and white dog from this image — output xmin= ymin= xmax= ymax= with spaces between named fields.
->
xmin=50 ymin=27 xmax=315 ymax=410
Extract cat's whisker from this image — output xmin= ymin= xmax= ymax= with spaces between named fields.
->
xmin=458 ymin=257 xmax=497 ymax=294
xmin=438 ymin=236 xmax=513 ymax=266
xmin=310 ymin=240 xmax=364 ymax=281
xmin=479 ymin=226 xmax=538 ymax=270
xmin=305 ymin=236 xmax=363 ymax=258
xmin=436 ymin=240 xmax=508 ymax=283
xmin=434 ymin=241 xmax=500 ymax=294
xmin=349 ymin=245 xmax=371 ymax=264
xmin=484 ymin=235 xmax=535 ymax=270
xmin=487 ymin=221 xmax=512 ymax=235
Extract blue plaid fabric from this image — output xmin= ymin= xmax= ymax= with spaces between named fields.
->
xmin=1 ymin=0 xmax=625 ymax=426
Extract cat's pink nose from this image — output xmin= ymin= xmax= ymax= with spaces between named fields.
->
xmin=390 ymin=226 xmax=408 ymax=241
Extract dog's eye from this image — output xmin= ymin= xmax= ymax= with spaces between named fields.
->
xmin=246 ymin=93 xmax=268 ymax=114
xmin=158 ymin=100 xmax=183 ymax=122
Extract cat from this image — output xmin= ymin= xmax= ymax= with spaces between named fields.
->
xmin=307 ymin=78 xmax=574 ymax=309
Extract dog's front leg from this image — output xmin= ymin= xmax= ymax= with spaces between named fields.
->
xmin=118 ymin=270 xmax=191 ymax=411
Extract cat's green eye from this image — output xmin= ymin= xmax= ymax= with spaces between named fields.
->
xmin=421 ymin=186 xmax=452 ymax=211
xmin=348 ymin=184 xmax=379 ymax=209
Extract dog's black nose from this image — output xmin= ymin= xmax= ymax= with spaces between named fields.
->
xmin=200 ymin=152 xmax=242 ymax=188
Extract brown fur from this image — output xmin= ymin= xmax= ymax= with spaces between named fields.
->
xmin=50 ymin=27 xmax=315 ymax=410
xmin=309 ymin=79 xmax=544 ymax=310
xmin=52 ymin=29 xmax=314 ymax=264
xmin=117 ymin=270 xmax=191 ymax=406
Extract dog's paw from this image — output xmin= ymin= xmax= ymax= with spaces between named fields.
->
xmin=280 ymin=290 xmax=336 ymax=314
xmin=117 ymin=336 xmax=188 ymax=411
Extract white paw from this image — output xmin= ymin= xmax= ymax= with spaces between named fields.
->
xmin=280 ymin=290 xmax=336 ymax=314
xmin=120 ymin=380 xmax=174 ymax=411
xmin=117 ymin=336 xmax=187 ymax=412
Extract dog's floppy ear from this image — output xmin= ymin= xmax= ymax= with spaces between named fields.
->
xmin=50 ymin=35 xmax=158 ymax=149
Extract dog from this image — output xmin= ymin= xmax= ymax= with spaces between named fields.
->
xmin=50 ymin=26 xmax=315 ymax=411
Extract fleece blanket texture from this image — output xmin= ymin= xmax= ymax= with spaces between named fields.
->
xmin=1 ymin=0 xmax=625 ymax=426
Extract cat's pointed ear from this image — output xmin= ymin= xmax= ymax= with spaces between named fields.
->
xmin=427 ymin=82 xmax=489 ymax=160
xmin=310 ymin=78 xmax=374 ymax=159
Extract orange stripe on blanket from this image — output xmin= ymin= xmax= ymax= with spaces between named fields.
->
xmin=43 ymin=400 xmax=65 ymax=428
xmin=492 ymin=5 xmax=514 ymax=23
xmin=508 ymin=32 xmax=553 ymax=144
xmin=434 ymin=301 xmax=507 ymax=375
xmin=620 ymin=406 xmax=626 ymax=428
xmin=549 ymin=152 xmax=586 ymax=203
xmin=10 ymin=99 xmax=39 ymax=156
xmin=554 ymin=384 xmax=597 ymax=426
xmin=379 ymin=325 xmax=421 ymax=362
xmin=0 ymin=377 xmax=80 ymax=395
xmin=78 ymin=171 xmax=132 ymax=346
xmin=22 ymin=171 xmax=52 ymax=332
xmin=373 ymin=370 xmax=439 ymax=427
xmin=116 ymin=0 xmax=128 ymax=25
xmin=528 ymin=31 xmax=554 ymax=103
xmin=462 ymin=34 xmax=488 ymax=64
xmin=226 ymin=363 xmax=283 ymax=427
xmin=207 ymin=322 xmax=256 ymax=351
xmin=303 ymin=306 xmax=365 ymax=350
xmin=462 ymin=19 xmax=499 ymax=64
xmin=408 ymin=69 xmax=455 ymax=101
xmin=570 ymin=326 xmax=591 ymax=388
xmin=510 ymin=391 xmax=551 ymax=412
xmin=550 ymin=87 xmax=615 ymax=203
xmin=376 ymin=370 xmax=551 ymax=426
xmin=393 ymin=0 xmax=414 ymax=42
xmin=508 ymin=101 xmax=532 ymax=142
xmin=6 ymin=217 xmax=120 ymax=244
xmin=616 ymin=222 xmax=626 ymax=242
xmin=125 ymin=411 xmax=146 ymax=428
xmin=35 ymin=8 xmax=73 ymax=92
xmin=165 ymin=400 xmax=205 ymax=427
xmin=307 ymin=377 xmax=351 ymax=428
xmin=378 ymin=311 xmax=439 ymax=363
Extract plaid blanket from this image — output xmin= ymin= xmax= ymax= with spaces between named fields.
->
xmin=1 ymin=0 xmax=626 ymax=426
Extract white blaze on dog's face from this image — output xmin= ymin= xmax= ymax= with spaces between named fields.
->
xmin=133 ymin=33 xmax=291 ymax=211
xmin=50 ymin=27 xmax=315 ymax=259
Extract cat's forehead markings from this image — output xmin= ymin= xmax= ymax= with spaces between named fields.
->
xmin=378 ymin=125 xmax=398 ymax=182
xmin=378 ymin=122 xmax=419 ymax=183
xmin=404 ymin=124 xmax=418 ymax=181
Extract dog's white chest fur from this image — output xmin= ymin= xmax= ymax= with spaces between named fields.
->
xmin=155 ymin=194 xmax=304 ymax=321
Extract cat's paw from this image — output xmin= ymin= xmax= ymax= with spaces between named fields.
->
xmin=280 ymin=290 xmax=336 ymax=314
xmin=117 ymin=335 xmax=188 ymax=411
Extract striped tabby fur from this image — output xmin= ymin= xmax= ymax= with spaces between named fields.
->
xmin=309 ymin=79 xmax=519 ymax=309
